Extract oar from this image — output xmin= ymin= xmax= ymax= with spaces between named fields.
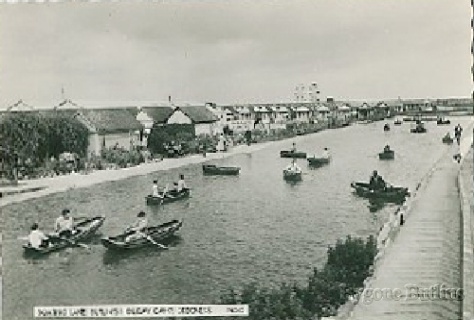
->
xmin=138 ymin=232 xmax=168 ymax=249
xmin=49 ymin=232 xmax=90 ymax=250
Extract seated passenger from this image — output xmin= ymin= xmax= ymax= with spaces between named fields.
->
xmin=28 ymin=223 xmax=50 ymax=249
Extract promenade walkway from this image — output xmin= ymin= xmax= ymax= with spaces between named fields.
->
xmin=347 ymin=133 xmax=473 ymax=320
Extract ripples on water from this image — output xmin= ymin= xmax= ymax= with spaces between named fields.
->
xmin=2 ymin=118 xmax=472 ymax=319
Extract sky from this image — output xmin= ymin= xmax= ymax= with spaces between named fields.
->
xmin=0 ymin=0 xmax=472 ymax=108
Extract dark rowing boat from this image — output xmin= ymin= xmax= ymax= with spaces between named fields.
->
xmin=22 ymin=216 xmax=106 ymax=255
xmin=442 ymin=135 xmax=454 ymax=144
xmin=307 ymin=156 xmax=330 ymax=166
xmin=101 ymin=219 xmax=183 ymax=250
xmin=410 ymin=123 xmax=427 ymax=133
xmin=378 ymin=150 xmax=395 ymax=160
xmin=202 ymin=164 xmax=240 ymax=176
xmin=394 ymin=119 xmax=402 ymax=125
xmin=437 ymin=118 xmax=451 ymax=125
xmin=146 ymin=188 xmax=190 ymax=205
xmin=350 ymin=182 xmax=409 ymax=202
xmin=280 ymin=150 xmax=307 ymax=159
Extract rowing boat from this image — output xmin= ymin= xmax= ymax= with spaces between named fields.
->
xmin=145 ymin=188 xmax=190 ymax=205
xmin=307 ymin=156 xmax=330 ymax=166
xmin=22 ymin=216 xmax=105 ymax=255
xmin=350 ymin=182 xmax=409 ymax=202
xmin=437 ymin=119 xmax=451 ymax=125
xmin=283 ymin=168 xmax=302 ymax=181
xmin=202 ymin=164 xmax=240 ymax=176
xmin=442 ymin=136 xmax=454 ymax=144
xmin=378 ymin=150 xmax=395 ymax=160
xmin=101 ymin=219 xmax=183 ymax=250
xmin=280 ymin=150 xmax=307 ymax=159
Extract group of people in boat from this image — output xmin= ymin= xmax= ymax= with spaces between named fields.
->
xmin=28 ymin=208 xmax=77 ymax=249
xmin=152 ymin=174 xmax=188 ymax=199
xmin=27 ymin=175 xmax=189 ymax=249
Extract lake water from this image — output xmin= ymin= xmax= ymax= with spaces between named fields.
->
xmin=2 ymin=118 xmax=471 ymax=320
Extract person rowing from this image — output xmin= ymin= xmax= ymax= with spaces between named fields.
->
xmin=291 ymin=142 xmax=297 ymax=153
xmin=54 ymin=208 xmax=77 ymax=238
xmin=322 ymin=147 xmax=330 ymax=159
xmin=286 ymin=159 xmax=301 ymax=172
xmin=369 ymin=170 xmax=386 ymax=191
xmin=384 ymin=145 xmax=391 ymax=153
xmin=177 ymin=174 xmax=187 ymax=192
xmin=28 ymin=223 xmax=51 ymax=249
xmin=125 ymin=211 xmax=148 ymax=243
xmin=152 ymin=180 xmax=160 ymax=197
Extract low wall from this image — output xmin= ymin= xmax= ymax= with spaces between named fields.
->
xmin=460 ymin=148 xmax=474 ymax=319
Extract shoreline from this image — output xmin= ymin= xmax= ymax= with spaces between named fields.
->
xmin=0 ymin=127 xmax=338 ymax=208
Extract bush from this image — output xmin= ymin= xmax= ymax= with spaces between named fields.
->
xmin=0 ymin=111 xmax=89 ymax=177
xmin=147 ymin=124 xmax=195 ymax=154
xmin=101 ymin=147 xmax=144 ymax=168
xmin=208 ymin=235 xmax=377 ymax=320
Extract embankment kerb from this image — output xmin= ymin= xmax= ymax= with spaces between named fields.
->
xmin=459 ymin=146 xmax=474 ymax=320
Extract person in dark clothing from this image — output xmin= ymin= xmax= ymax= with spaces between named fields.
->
xmin=369 ymin=170 xmax=386 ymax=191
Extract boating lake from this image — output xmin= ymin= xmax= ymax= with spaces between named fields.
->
xmin=2 ymin=118 xmax=472 ymax=320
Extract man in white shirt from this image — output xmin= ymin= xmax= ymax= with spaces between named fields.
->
xmin=177 ymin=174 xmax=187 ymax=192
xmin=55 ymin=209 xmax=75 ymax=238
xmin=152 ymin=180 xmax=160 ymax=197
xmin=125 ymin=211 xmax=149 ymax=243
xmin=28 ymin=223 xmax=50 ymax=249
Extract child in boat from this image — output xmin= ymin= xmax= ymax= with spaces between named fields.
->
xmin=28 ymin=223 xmax=50 ymax=249
xmin=55 ymin=209 xmax=76 ymax=238
xmin=125 ymin=211 xmax=148 ymax=243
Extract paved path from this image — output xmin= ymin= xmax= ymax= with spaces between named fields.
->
xmin=347 ymin=133 xmax=473 ymax=320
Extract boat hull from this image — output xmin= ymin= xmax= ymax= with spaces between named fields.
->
xmin=202 ymin=165 xmax=240 ymax=176
xmin=351 ymin=182 xmax=409 ymax=202
xmin=22 ymin=216 xmax=106 ymax=255
xmin=410 ymin=127 xmax=427 ymax=133
xmin=307 ymin=157 xmax=330 ymax=166
xmin=146 ymin=189 xmax=190 ymax=205
xmin=442 ymin=137 xmax=454 ymax=144
xmin=378 ymin=151 xmax=395 ymax=160
xmin=283 ymin=170 xmax=302 ymax=181
xmin=101 ymin=220 xmax=183 ymax=250
xmin=280 ymin=151 xmax=307 ymax=159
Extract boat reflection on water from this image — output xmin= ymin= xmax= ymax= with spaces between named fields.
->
xmin=368 ymin=198 xmax=385 ymax=212
xmin=102 ymin=235 xmax=183 ymax=265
